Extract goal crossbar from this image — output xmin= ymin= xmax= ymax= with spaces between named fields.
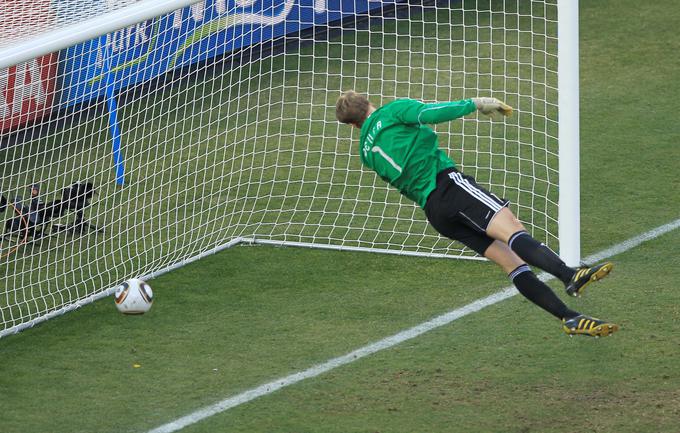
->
xmin=0 ymin=0 xmax=204 ymax=69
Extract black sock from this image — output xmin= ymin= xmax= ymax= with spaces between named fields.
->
xmin=509 ymin=265 xmax=578 ymax=320
xmin=508 ymin=231 xmax=575 ymax=285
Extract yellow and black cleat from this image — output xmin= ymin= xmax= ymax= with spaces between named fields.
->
xmin=562 ymin=314 xmax=619 ymax=337
xmin=565 ymin=262 xmax=614 ymax=297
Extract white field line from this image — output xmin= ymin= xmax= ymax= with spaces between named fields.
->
xmin=148 ymin=218 xmax=680 ymax=433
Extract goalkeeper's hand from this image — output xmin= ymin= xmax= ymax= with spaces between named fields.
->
xmin=472 ymin=97 xmax=513 ymax=118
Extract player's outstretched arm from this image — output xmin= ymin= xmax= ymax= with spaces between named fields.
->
xmin=393 ymin=99 xmax=477 ymax=125
xmin=471 ymin=97 xmax=513 ymax=118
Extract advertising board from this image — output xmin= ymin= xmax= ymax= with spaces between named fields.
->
xmin=1 ymin=0 xmax=57 ymax=132
xmin=60 ymin=0 xmax=401 ymax=106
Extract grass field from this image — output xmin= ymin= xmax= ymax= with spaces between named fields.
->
xmin=1 ymin=0 xmax=680 ymax=432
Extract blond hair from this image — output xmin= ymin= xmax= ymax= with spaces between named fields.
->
xmin=335 ymin=90 xmax=371 ymax=128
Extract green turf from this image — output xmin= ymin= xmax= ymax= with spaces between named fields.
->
xmin=1 ymin=0 xmax=679 ymax=432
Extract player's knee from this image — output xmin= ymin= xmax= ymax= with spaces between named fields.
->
xmin=487 ymin=208 xmax=525 ymax=242
xmin=483 ymin=240 xmax=525 ymax=273
xmin=503 ymin=209 xmax=525 ymax=231
xmin=500 ymin=255 xmax=526 ymax=274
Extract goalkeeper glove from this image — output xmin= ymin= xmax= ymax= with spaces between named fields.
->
xmin=472 ymin=97 xmax=513 ymax=118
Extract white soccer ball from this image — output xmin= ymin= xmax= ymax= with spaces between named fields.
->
xmin=114 ymin=278 xmax=153 ymax=314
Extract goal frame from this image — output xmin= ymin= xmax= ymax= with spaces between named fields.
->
xmin=0 ymin=0 xmax=581 ymax=338
xmin=556 ymin=0 xmax=580 ymax=266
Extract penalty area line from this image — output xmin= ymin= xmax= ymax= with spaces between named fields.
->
xmin=147 ymin=218 xmax=680 ymax=433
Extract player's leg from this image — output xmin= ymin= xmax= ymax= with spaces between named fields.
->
xmin=426 ymin=186 xmax=618 ymax=336
xmin=487 ymin=207 xmax=614 ymax=296
xmin=479 ymin=237 xmax=618 ymax=336
xmin=426 ymin=199 xmax=577 ymax=321
xmin=486 ymin=207 xmax=575 ymax=284
xmin=482 ymin=240 xmax=579 ymax=320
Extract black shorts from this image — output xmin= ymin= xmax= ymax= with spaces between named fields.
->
xmin=424 ymin=167 xmax=509 ymax=255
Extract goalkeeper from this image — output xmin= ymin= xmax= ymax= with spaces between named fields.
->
xmin=336 ymin=91 xmax=618 ymax=337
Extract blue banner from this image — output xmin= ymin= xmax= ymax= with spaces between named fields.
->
xmin=59 ymin=0 xmax=402 ymax=106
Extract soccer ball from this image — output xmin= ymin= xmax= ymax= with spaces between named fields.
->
xmin=114 ymin=278 xmax=153 ymax=314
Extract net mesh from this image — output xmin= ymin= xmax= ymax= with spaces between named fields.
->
xmin=0 ymin=0 xmax=558 ymax=335
xmin=0 ymin=0 xmax=142 ymax=50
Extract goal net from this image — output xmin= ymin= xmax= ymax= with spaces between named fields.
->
xmin=0 ymin=0 xmax=568 ymax=336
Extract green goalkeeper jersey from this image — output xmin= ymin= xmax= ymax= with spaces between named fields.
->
xmin=358 ymin=98 xmax=477 ymax=208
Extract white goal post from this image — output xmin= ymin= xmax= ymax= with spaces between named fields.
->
xmin=0 ymin=0 xmax=579 ymax=337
